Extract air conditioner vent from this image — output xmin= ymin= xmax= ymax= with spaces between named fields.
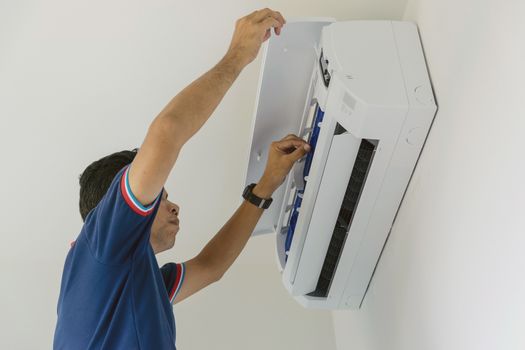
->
xmin=308 ymin=139 xmax=376 ymax=297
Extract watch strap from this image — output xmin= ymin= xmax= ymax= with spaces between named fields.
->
xmin=242 ymin=183 xmax=273 ymax=209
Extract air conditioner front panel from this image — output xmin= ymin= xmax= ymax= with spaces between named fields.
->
xmin=244 ymin=19 xmax=334 ymax=235
xmin=289 ymin=131 xmax=362 ymax=295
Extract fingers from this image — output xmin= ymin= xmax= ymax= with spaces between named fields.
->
xmin=283 ymin=134 xmax=297 ymax=140
xmin=274 ymin=138 xmax=307 ymax=153
xmin=281 ymin=134 xmax=307 ymax=144
xmin=274 ymin=135 xmax=311 ymax=164
xmin=229 ymin=8 xmax=285 ymax=66
xmin=259 ymin=17 xmax=282 ymax=37
xmin=253 ymin=8 xmax=286 ymax=26
xmin=263 ymin=133 xmax=310 ymax=188
xmin=287 ymin=143 xmax=310 ymax=163
xmin=253 ymin=8 xmax=285 ymax=36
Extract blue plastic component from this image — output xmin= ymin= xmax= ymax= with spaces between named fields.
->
xmin=285 ymin=190 xmax=303 ymax=255
xmin=284 ymin=105 xmax=325 ymax=262
xmin=303 ymin=106 xmax=325 ymax=178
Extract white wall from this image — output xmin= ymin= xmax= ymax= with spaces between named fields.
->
xmin=0 ymin=0 xmax=407 ymax=349
xmin=333 ymin=0 xmax=525 ymax=349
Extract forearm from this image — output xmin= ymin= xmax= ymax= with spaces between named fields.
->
xmin=197 ymin=181 xmax=275 ymax=279
xmin=156 ymin=52 xmax=244 ymax=144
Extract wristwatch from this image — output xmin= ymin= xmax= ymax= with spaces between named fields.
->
xmin=242 ymin=183 xmax=273 ymax=209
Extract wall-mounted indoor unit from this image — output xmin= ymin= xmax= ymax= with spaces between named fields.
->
xmin=243 ymin=19 xmax=437 ymax=309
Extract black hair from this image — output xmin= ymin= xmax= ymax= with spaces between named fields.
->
xmin=79 ymin=149 xmax=138 ymax=221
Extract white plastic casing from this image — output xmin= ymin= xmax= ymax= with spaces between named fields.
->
xmin=243 ymin=19 xmax=437 ymax=309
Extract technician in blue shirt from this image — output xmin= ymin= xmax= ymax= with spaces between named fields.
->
xmin=54 ymin=8 xmax=311 ymax=350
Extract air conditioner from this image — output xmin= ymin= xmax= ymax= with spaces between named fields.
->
xmin=243 ymin=19 xmax=437 ymax=309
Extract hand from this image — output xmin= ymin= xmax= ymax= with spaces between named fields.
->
xmin=254 ymin=134 xmax=311 ymax=199
xmin=225 ymin=8 xmax=286 ymax=68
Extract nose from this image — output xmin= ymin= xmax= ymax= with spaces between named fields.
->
xmin=170 ymin=202 xmax=180 ymax=216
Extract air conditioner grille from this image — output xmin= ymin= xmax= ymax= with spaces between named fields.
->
xmin=308 ymin=139 xmax=376 ymax=297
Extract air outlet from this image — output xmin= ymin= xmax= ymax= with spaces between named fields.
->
xmin=308 ymin=138 xmax=376 ymax=297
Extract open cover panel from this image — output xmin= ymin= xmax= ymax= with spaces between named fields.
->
xmin=243 ymin=19 xmax=334 ymax=235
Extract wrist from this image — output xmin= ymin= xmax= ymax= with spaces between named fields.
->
xmin=220 ymin=50 xmax=246 ymax=75
xmin=252 ymin=180 xmax=276 ymax=200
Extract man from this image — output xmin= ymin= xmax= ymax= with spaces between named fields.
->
xmin=53 ymin=8 xmax=311 ymax=349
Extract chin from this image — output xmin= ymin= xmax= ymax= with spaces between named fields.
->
xmin=164 ymin=226 xmax=178 ymax=248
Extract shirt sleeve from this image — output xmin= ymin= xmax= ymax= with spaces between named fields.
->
xmin=82 ymin=164 xmax=163 ymax=264
xmin=160 ymin=262 xmax=186 ymax=304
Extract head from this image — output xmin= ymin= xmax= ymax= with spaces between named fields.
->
xmin=79 ymin=149 xmax=180 ymax=254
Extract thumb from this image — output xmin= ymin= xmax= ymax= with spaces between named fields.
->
xmin=286 ymin=144 xmax=311 ymax=163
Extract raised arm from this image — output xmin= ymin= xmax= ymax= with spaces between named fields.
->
xmin=173 ymin=135 xmax=310 ymax=304
xmin=128 ymin=9 xmax=286 ymax=206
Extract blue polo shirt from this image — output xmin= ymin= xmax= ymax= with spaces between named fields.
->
xmin=54 ymin=165 xmax=185 ymax=349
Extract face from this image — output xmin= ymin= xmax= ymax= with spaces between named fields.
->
xmin=150 ymin=190 xmax=180 ymax=254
